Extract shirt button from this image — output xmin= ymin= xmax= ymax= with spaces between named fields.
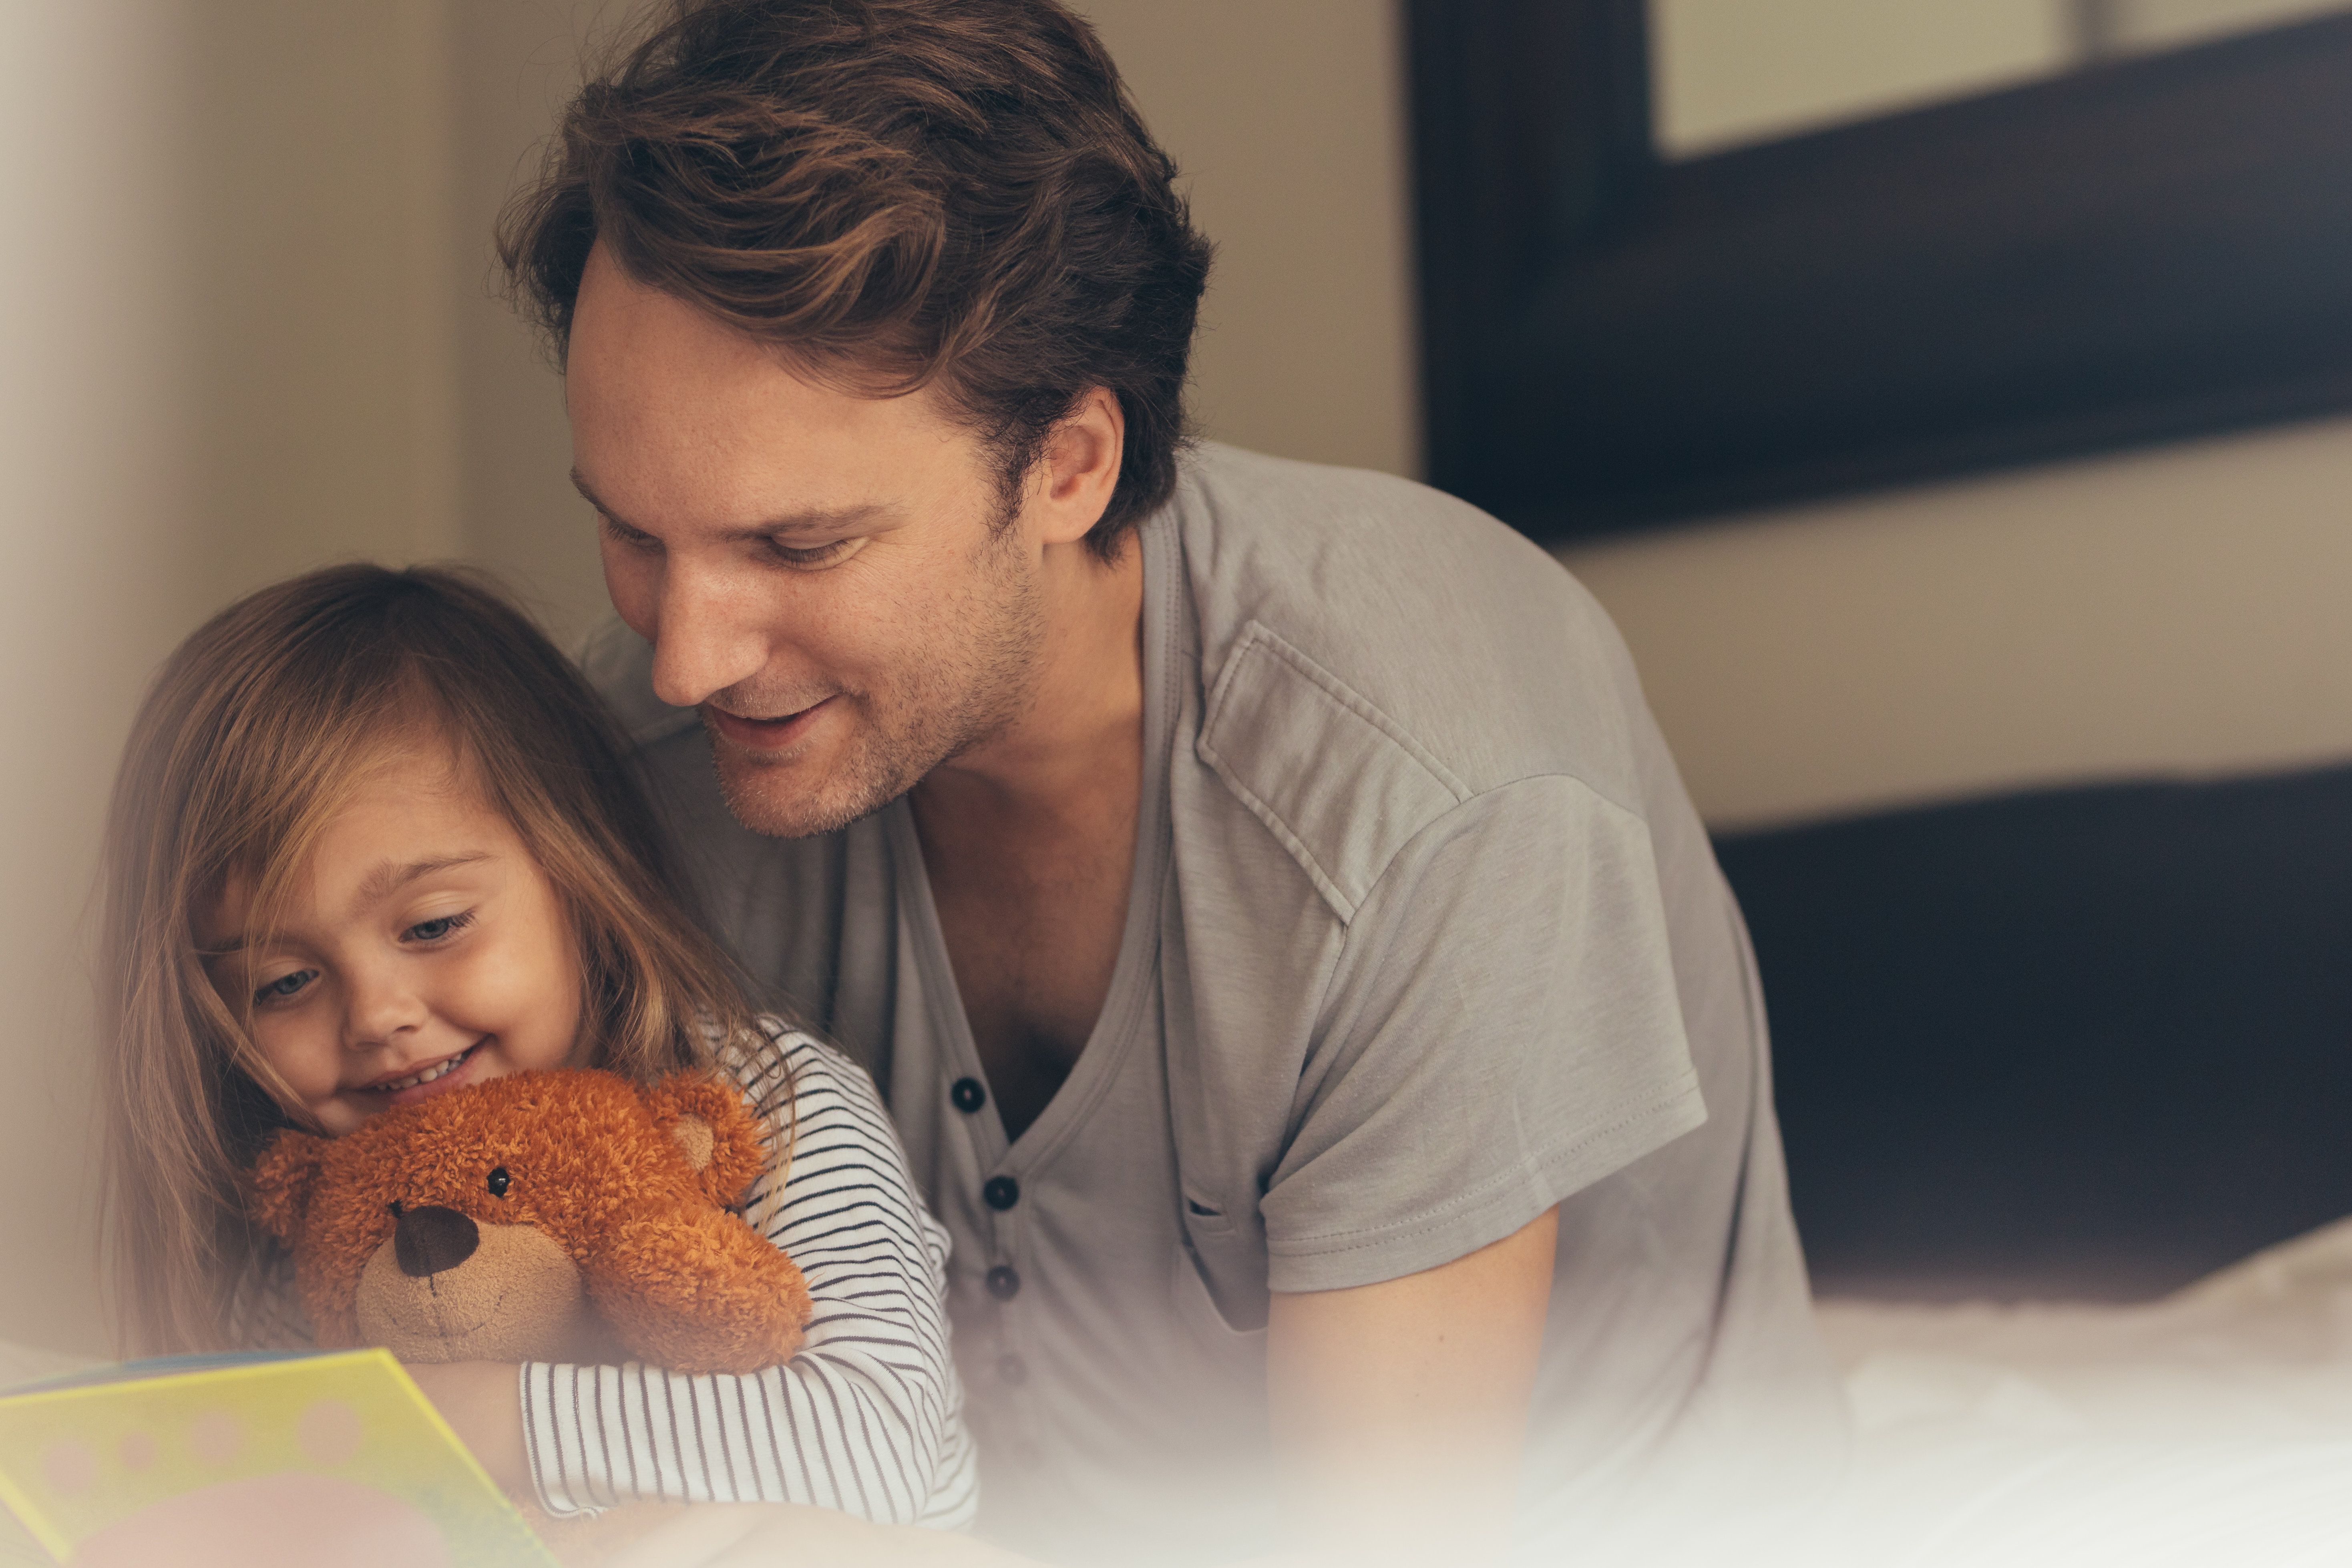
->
xmin=950 ymin=1077 xmax=987 ymax=1113
xmin=997 ymin=1353 xmax=1028 ymax=1385
xmin=983 ymin=1175 xmax=1021 ymax=1211
xmin=986 ymin=1265 xmax=1021 ymax=1301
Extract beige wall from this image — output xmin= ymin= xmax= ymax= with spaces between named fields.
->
xmin=1562 ymin=420 xmax=2352 ymax=829
xmin=450 ymin=0 xmax=647 ymax=649
xmin=0 ymin=1 xmax=583 ymax=1354
xmin=1076 ymin=1 xmax=1421 ymax=482
xmin=1654 ymin=0 xmax=2065 ymax=156
xmin=187 ymin=2 xmax=464 ymax=601
xmin=1654 ymin=1 xmax=2352 ymax=157
xmin=1 ymin=1 xmax=201 ymax=1357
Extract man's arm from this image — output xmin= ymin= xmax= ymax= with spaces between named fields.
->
xmin=1260 ymin=1204 xmax=1559 ymax=1567
xmin=597 ymin=1208 xmax=1560 ymax=1568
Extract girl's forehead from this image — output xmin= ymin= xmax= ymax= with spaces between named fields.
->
xmin=199 ymin=734 xmax=517 ymax=945
xmin=317 ymin=758 xmax=502 ymax=856
xmin=333 ymin=736 xmax=486 ymax=820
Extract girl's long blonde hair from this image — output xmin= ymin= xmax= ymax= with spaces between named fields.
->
xmin=99 ymin=565 xmax=766 ymax=1355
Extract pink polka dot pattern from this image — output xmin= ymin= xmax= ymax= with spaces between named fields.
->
xmin=40 ymin=1440 xmax=97 ymax=1498
xmin=296 ymin=1398 xmax=364 ymax=1468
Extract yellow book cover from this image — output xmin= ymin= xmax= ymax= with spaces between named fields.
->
xmin=0 ymin=1348 xmax=555 ymax=1567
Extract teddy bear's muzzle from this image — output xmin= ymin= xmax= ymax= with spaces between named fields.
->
xmin=352 ymin=1214 xmax=620 ymax=1366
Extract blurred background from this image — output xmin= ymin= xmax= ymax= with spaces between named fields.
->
xmin=7 ymin=0 xmax=2352 ymax=1351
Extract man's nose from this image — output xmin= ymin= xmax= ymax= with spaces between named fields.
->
xmin=647 ymin=560 xmax=772 ymax=710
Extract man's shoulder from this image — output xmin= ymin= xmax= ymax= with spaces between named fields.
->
xmin=1171 ymin=444 xmax=1657 ymax=820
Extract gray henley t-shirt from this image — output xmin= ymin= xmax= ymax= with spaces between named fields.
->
xmin=585 ymin=444 xmax=1844 ymax=1565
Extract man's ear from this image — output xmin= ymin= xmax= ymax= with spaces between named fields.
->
xmin=643 ymin=1073 xmax=768 ymax=1208
xmin=247 ymin=1131 xmax=330 ymax=1246
xmin=1033 ymin=386 xmax=1125 ymax=548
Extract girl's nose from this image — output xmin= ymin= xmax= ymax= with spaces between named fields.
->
xmin=343 ymin=967 xmax=427 ymax=1051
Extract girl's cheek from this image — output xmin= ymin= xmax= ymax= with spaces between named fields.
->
xmin=251 ymin=1019 xmax=334 ymax=1108
xmin=464 ymin=936 xmax=536 ymax=1011
xmin=461 ymin=938 xmax=569 ymax=1057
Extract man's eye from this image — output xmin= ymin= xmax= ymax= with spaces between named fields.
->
xmin=404 ymin=912 xmax=473 ymax=943
xmin=600 ymin=515 xmax=661 ymax=555
xmin=766 ymin=538 xmax=853 ymax=569
xmin=254 ymin=969 xmax=316 ymax=1005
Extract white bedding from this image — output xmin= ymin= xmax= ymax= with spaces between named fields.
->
xmin=1801 ymin=1216 xmax=2352 ymax=1566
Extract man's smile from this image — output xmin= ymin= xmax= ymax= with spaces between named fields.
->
xmin=705 ymin=696 xmax=837 ymax=753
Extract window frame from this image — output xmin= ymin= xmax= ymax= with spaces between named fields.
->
xmin=1408 ymin=2 xmax=2352 ymax=541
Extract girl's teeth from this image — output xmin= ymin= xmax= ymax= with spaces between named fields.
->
xmin=375 ymin=1047 xmax=470 ymax=1093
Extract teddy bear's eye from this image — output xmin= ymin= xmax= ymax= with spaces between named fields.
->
xmin=487 ymin=1167 xmax=511 ymax=1198
xmin=388 ymin=1199 xmax=404 ymax=1218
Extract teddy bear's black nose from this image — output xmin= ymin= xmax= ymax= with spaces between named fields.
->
xmin=393 ymin=1204 xmax=480 ymax=1279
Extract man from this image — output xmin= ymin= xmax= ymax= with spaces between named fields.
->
xmin=505 ymin=1 xmax=1843 ymax=1561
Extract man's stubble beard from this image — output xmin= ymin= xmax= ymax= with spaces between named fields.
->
xmin=707 ymin=515 xmax=1048 ymax=841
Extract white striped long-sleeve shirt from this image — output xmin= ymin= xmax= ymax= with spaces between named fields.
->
xmin=520 ymin=1021 xmax=979 ymax=1527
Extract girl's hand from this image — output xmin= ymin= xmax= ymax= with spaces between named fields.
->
xmin=606 ymin=1504 xmax=1035 ymax=1567
xmin=402 ymin=1359 xmax=531 ymax=1495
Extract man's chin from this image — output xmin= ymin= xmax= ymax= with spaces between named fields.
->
xmin=711 ymin=746 xmax=908 ymax=841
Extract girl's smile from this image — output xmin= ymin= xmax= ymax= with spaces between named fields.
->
xmin=355 ymin=1039 xmax=485 ymax=1103
xmin=199 ymin=735 xmax=588 ymax=1135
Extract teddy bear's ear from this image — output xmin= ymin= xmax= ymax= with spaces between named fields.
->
xmin=247 ymin=1130 xmax=330 ymax=1245
xmin=643 ymin=1073 xmax=767 ymax=1208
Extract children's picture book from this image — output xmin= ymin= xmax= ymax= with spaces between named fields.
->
xmin=0 ymin=1347 xmax=555 ymax=1567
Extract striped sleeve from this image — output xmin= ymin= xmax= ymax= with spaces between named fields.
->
xmin=520 ymin=1022 xmax=979 ymax=1528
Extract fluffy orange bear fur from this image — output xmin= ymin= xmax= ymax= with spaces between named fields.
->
xmin=248 ymin=1069 xmax=812 ymax=1375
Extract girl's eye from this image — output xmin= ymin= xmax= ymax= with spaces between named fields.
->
xmin=254 ymin=969 xmax=317 ymax=1005
xmin=403 ymin=911 xmax=473 ymax=944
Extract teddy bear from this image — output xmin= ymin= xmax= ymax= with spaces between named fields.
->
xmin=247 ymin=1067 xmax=813 ymax=1375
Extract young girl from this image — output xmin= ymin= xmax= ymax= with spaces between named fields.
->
xmin=95 ymin=563 xmax=977 ymax=1529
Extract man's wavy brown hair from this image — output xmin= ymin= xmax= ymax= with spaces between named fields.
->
xmin=498 ymin=0 xmax=1214 ymax=557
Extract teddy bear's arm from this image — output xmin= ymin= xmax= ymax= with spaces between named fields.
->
xmin=586 ymin=1208 xmax=813 ymax=1375
xmin=519 ymin=1029 xmax=975 ymax=1529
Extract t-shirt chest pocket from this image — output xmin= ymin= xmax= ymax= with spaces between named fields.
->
xmin=1175 ymin=1189 xmax=1271 ymax=1341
